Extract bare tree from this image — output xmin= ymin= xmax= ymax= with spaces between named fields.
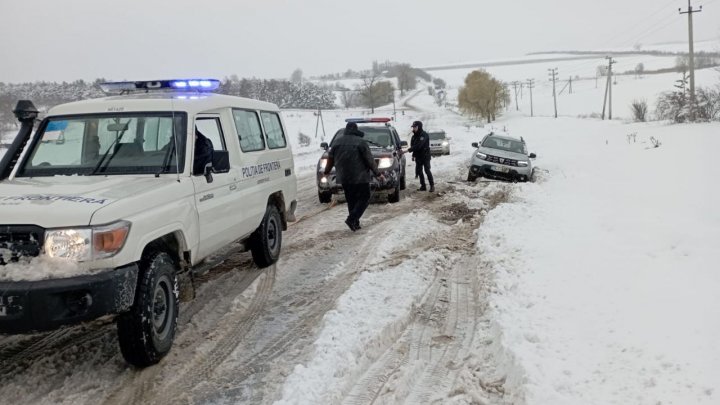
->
xmin=395 ymin=64 xmax=417 ymax=96
xmin=290 ymin=68 xmax=303 ymax=84
xmin=634 ymin=63 xmax=645 ymax=79
xmin=358 ymin=70 xmax=389 ymax=113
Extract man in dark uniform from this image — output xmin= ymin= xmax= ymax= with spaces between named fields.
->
xmin=323 ymin=122 xmax=385 ymax=231
xmin=408 ymin=120 xmax=434 ymax=192
xmin=193 ymin=129 xmax=214 ymax=175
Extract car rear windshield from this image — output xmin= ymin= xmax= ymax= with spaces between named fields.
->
xmin=16 ymin=113 xmax=187 ymax=177
xmin=481 ymin=136 xmax=526 ymax=154
xmin=428 ymin=132 xmax=446 ymax=140
xmin=330 ymin=127 xmax=394 ymax=148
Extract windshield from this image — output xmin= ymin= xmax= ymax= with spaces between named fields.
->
xmin=481 ymin=136 xmax=526 ymax=154
xmin=16 ymin=113 xmax=187 ymax=177
xmin=428 ymin=132 xmax=446 ymax=140
xmin=330 ymin=127 xmax=394 ymax=148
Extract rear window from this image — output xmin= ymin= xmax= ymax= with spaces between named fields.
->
xmin=428 ymin=132 xmax=446 ymax=140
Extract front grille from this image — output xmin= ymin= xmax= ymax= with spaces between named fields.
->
xmin=485 ymin=154 xmax=518 ymax=167
xmin=0 ymin=225 xmax=44 ymax=265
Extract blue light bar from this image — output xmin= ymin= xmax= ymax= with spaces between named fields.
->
xmin=345 ymin=117 xmax=392 ymax=123
xmin=100 ymin=79 xmax=220 ymax=94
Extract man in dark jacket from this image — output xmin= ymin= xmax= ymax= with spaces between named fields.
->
xmin=193 ymin=129 xmax=214 ymax=175
xmin=324 ymin=122 xmax=385 ymax=231
xmin=408 ymin=120 xmax=434 ymax=192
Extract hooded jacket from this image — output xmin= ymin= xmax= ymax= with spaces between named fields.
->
xmin=324 ymin=127 xmax=380 ymax=184
xmin=408 ymin=124 xmax=431 ymax=161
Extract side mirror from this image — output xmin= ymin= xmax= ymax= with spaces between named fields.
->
xmin=471 ymin=142 xmax=479 ymax=148
xmin=400 ymin=140 xmax=408 ymax=147
xmin=212 ymin=150 xmax=230 ymax=173
xmin=320 ymin=142 xmax=329 ymax=150
xmin=203 ymin=163 xmax=213 ymax=183
xmin=529 ymin=153 xmax=537 ymax=159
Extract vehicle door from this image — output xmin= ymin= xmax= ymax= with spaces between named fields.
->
xmin=191 ymin=114 xmax=239 ymax=259
xmin=391 ymin=129 xmax=406 ymax=173
xmin=230 ymin=109 xmax=294 ymax=237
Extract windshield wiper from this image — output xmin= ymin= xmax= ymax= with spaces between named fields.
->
xmin=155 ymin=142 xmax=177 ymax=177
xmin=365 ymin=140 xmax=388 ymax=148
xmin=90 ymin=135 xmax=122 ymax=176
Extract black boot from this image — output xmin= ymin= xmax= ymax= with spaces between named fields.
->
xmin=429 ymin=185 xmax=435 ymax=192
xmin=417 ymin=185 xmax=427 ymax=191
xmin=344 ymin=218 xmax=358 ymax=232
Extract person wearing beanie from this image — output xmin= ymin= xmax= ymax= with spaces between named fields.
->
xmin=323 ymin=122 xmax=385 ymax=231
xmin=407 ymin=120 xmax=434 ymax=192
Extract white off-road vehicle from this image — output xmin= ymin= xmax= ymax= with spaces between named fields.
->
xmin=0 ymin=79 xmax=297 ymax=367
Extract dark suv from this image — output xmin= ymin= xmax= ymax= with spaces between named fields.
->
xmin=317 ymin=118 xmax=407 ymax=203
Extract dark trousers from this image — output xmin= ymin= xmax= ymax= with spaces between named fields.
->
xmin=415 ymin=157 xmax=434 ymax=187
xmin=342 ymin=183 xmax=371 ymax=224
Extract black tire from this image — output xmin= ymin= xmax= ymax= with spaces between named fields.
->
xmin=467 ymin=172 xmax=477 ymax=182
xmin=388 ymin=182 xmax=401 ymax=203
xmin=318 ymin=191 xmax=332 ymax=204
xmin=250 ymin=205 xmax=282 ymax=268
xmin=399 ymin=173 xmax=406 ymax=190
xmin=117 ymin=251 xmax=179 ymax=367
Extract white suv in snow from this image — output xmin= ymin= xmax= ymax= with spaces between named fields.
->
xmin=467 ymin=132 xmax=536 ymax=182
xmin=0 ymin=80 xmax=297 ymax=367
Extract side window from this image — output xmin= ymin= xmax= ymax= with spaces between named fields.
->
xmin=260 ymin=111 xmax=287 ymax=149
xmin=195 ymin=118 xmax=226 ymax=151
xmin=392 ymin=129 xmax=401 ymax=148
xmin=232 ymin=109 xmax=265 ymax=152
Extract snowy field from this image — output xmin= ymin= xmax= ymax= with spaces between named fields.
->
xmin=0 ymin=53 xmax=718 ymax=404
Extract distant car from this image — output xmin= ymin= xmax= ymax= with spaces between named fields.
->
xmin=428 ymin=130 xmax=450 ymax=155
xmin=317 ymin=118 xmax=407 ymax=203
xmin=467 ymin=132 xmax=536 ymax=182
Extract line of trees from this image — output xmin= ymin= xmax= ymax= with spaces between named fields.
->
xmin=0 ymin=76 xmax=338 ymax=129
xmin=217 ymin=75 xmax=336 ymax=109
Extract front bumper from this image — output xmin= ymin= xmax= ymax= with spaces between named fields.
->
xmin=0 ymin=263 xmax=139 ymax=333
xmin=430 ymin=146 xmax=450 ymax=155
xmin=317 ymin=170 xmax=399 ymax=194
xmin=470 ymin=164 xmax=532 ymax=182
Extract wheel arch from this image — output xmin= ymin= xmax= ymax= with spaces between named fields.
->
xmin=267 ymin=192 xmax=288 ymax=230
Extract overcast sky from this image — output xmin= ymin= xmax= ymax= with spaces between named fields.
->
xmin=1 ymin=0 xmax=718 ymax=83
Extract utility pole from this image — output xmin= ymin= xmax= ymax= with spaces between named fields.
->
xmin=680 ymin=0 xmax=702 ymax=121
xmin=511 ymin=81 xmax=520 ymax=111
xmin=569 ymin=77 xmax=573 ymax=94
xmin=314 ymin=107 xmax=326 ymax=140
xmin=548 ymin=68 xmax=558 ymax=118
xmin=602 ymin=57 xmax=616 ymax=120
xmin=526 ymin=79 xmax=535 ymax=117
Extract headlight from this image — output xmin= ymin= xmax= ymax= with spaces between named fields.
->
xmin=441 ymin=141 xmax=449 ymax=146
xmin=318 ymin=158 xmax=328 ymax=170
xmin=518 ymin=161 xmax=529 ymax=167
xmin=377 ymin=157 xmax=393 ymax=169
xmin=475 ymin=152 xmax=487 ymax=160
xmin=320 ymin=176 xmax=328 ymax=183
xmin=44 ymin=220 xmax=131 ymax=261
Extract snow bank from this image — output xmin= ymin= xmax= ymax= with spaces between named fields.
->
xmin=478 ymin=117 xmax=720 ymax=404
